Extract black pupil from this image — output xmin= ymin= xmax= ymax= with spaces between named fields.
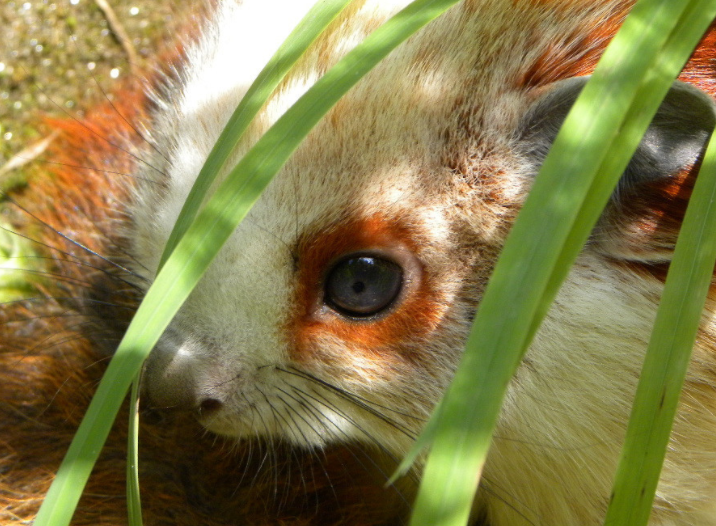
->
xmin=325 ymin=256 xmax=403 ymax=317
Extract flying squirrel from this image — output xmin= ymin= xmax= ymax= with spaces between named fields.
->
xmin=2 ymin=0 xmax=716 ymax=524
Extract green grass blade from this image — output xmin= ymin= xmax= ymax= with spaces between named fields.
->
xmin=33 ymin=1 xmax=462 ymax=524
xmin=604 ymin=112 xmax=716 ymax=526
xmin=407 ymin=1 xmax=708 ymax=525
xmin=529 ymin=0 xmax=716 ymax=346
xmin=135 ymin=0 xmax=355 ymax=515
xmin=603 ymin=8 xmax=716 ymax=525
xmin=157 ymin=0 xmax=355 ymax=271
xmin=127 ymin=375 xmax=143 ymax=526
xmin=33 ymin=339 xmax=151 ymax=526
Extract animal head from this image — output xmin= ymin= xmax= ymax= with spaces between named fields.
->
xmin=132 ymin=1 xmax=716 ymax=523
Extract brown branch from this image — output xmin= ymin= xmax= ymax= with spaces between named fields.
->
xmin=94 ymin=0 xmax=139 ymax=74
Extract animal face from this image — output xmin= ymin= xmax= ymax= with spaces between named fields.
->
xmin=4 ymin=1 xmax=716 ymax=524
xmin=132 ymin=1 xmax=716 ymax=523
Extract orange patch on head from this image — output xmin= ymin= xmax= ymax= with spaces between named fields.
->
xmin=605 ymin=165 xmax=698 ymax=282
xmin=518 ymin=7 xmax=715 ymax=92
xmin=287 ymin=214 xmax=447 ymax=367
xmin=680 ymin=23 xmax=716 ymax=98
xmin=516 ymin=4 xmax=631 ymax=88
xmin=633 ymin=166 xmax=695 ymax=233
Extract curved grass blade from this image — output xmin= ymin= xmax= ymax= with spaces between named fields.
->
xmin=406 ymin=1 xmax=710 ymax=525
xmin=604 ymin=107 xmax=716 ymax=526
xmin=527 ymin=0 xmax=716 ymax=348
xmin=602 ymin=7 xmax=716 ymax=524
xmin=127 ymin=378 xmax=143 ymax=525
xmin=130 ymin=1 xmax=355 ymax=516
xmin=33 ymin=1 xmax=463 ymax=524
xmin=157 ymin=0 xmax=355 ymax=271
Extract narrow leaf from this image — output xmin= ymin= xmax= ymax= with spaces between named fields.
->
xmin=33 ymin=1 xmax=463 ymax=524
xmin=127 ymin=376 xmax=143 ymax=526
xmin=158 ymin=0 xmax=355 ymax=270
xmin=408 ymin=1 xmax=709 ymax=525
xmin=604 ymin=6 xmax=716 ymax=523
xmin=605 ymin=108 xmax=716 ymax=526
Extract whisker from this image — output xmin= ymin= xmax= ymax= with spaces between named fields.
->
xmin=277 ymin=367 xmax=419 ymax=440
xmin=273 ymin=386 xmax=339 ymax=443
xmin=3 ymin=267 xmax=121 ymax=290
xmin=270 ymin=401 xmax=317 ymax=510
xmin=250 ymin=441 xmax=274 ymax=497
xmin=270 ymin=394 xmax=341 ymax=509
xmin=20 ymin=63 xmax=168 ymax=180
xmin=260 ymin=389 xmax=302 ymax=447
xmin=5 ymin=261 xmax=144 ymax=293
xmin=281 ymin=374 xmax=537 ymax=520
xmin=282 ymin=387 xmax=417 ymax=507
xmin=1 ymin=294 xmax=134 ymax=309
xmin=24 ymin=158 xmax=160 ymax=185
xmin=244 ymin=392 xmax=270 ymax=440
xmin=0 ymin=308 xmax=131 ymax=329
xmin=274 ymin=391 xmax=326 ymax=445
xmin=225 ymin=395 xmax=264 ymax=492
xmin=279 ymin=383 xmax=408 ymax=468
xmin=22 ymin=322 xmax=111 ymax=354
xmin=0 ymin=199 xmax=145 ymax=281
xmin=86 ymin=67 xmax=171 ymax=166
xmin=279 ymin=366 xmax=426 ymax=423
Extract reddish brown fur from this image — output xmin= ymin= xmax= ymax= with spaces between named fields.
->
xmin=596 ymin=23 xmax=716 ymax=281
xmin=0 ymin=75 xmax=408 ymax=526
xmin=679 ymin=23 xmax=716 ymax=94
xmin=516 ymin=3 xmax=632 ymax=88
xmin=4 ymin=5 xmax=716 ymax=526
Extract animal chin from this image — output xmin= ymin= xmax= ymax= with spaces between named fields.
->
xmin=197 ymin=393 xmax=353 ymax=448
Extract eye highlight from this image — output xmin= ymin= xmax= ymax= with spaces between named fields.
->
xmin=324 ymin=255 xmax=403 ymax=317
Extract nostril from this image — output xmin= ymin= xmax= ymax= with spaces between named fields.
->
xmin=198 ymin=398 xmax=223 ymax=416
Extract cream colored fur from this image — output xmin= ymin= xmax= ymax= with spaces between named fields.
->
xmin=135 ymin=1 xmax=716 ymax=524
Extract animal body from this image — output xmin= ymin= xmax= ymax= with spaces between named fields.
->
xmin=2 ymin=0 xmax=716 ymax=524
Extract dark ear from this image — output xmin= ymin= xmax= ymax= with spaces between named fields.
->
xmin=519 ymin=77 xmax=716 ymax=263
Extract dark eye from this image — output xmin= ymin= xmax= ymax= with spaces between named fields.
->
xmin=324 ymin=255 xmax=403 ymax=317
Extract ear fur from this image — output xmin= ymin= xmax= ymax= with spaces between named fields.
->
xmin=519 ymin=77 xmax=716 ymax=263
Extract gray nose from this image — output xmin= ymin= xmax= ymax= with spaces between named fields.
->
xmin=141 ymin=348 xmax=199 ymax=412
xmin=141 ymin=374 xmax=198 ymax=412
